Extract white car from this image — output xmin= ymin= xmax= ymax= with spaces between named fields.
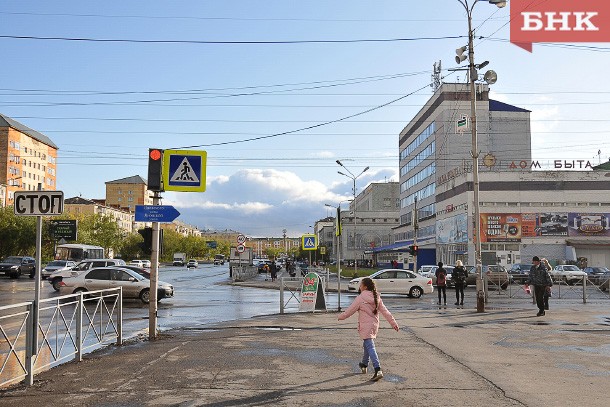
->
xmin=58 ymin=266 xmax=173 ymax=304
xmin=142 ymin=260 xmax=152 ymax=268
xmin=187 ymin=259 xmax=198 ymax=268
xmin=550 ymin=265 xmax=586 ymax=285
xmin=129 ymin=260 xmax=145 ymax=267
xmin=41 ymin=260 xmax=77 ymax=279
xmin=417 ymin=265 xmax=436 ymax=278
xmin=348 ymin=269 xmax=433 ymax=298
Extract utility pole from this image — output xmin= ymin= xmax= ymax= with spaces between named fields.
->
xmin=413 ymin=196 xmax=418 ymax=273
xmin=149 ymin=191 xmax=161 ymax=340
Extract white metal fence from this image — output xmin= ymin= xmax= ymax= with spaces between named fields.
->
xmin=0 ymin=288 xmax=123 ymax=388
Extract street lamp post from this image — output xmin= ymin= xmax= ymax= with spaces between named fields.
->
xmin=336 ymin=160 xmax=369 ymax=276
xmin=326 ymin=200 xmax=351 ymax=311
xmin=456 ymin=0 xmax=506 ymax=313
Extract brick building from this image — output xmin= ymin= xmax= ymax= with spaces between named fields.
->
xmin=0 ymin=114 xmax=58 ymax=205
xmin=105 ymin=175 xmax=153 ymax=212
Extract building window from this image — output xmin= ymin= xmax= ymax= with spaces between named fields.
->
xmin=400 ymin=121 xmax=436 ymax=161
xmin=118 ymin=197 xmax=122 ymax=202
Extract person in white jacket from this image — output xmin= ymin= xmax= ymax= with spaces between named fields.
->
xmin=338 ymin=277 xmax=399 ymax=381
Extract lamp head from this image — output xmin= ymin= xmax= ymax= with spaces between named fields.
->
xmin=488 ymin=0 xmax=507 ymax=8
xmin=363 ymin=166 xmax=370 ymax=172
xmin=336 ymin=160 xmax=343 ymax=166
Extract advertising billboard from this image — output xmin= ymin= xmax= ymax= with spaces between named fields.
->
xmin=480 ymin=213 xmax=537 ymax=242
xmin=567 ymin=213 xmax=610 ymax=237
xmin=436 ymin=213 xmax=468 ymax=244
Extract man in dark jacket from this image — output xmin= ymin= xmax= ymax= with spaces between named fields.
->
xmin=526 ymin=256 xmax=553 ymax=316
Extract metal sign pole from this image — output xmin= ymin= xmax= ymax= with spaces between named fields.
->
xmin=149 ymin=191 xmax=161 ymax=340
xmin=32 ymin=214 xmax=42 ymax=356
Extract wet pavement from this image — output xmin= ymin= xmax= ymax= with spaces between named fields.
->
xmin=1 ymin=304 xmax=609 ymax=406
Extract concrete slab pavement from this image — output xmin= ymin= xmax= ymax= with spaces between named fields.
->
xmin=2 ymin=302 xmax=609 ymax=406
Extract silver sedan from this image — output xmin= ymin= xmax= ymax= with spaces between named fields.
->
xmin=58 ymin=267 xmax=174 ymax=303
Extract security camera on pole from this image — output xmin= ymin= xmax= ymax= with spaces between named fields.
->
xmin=454 ymin=0 xmax=507 ymax=313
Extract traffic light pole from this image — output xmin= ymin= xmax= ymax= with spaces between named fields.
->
xmin=149 ymin=191 xmax=161 ymax=340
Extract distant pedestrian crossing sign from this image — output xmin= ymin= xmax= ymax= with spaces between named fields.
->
xmin=302 ymin=234 xmax=317 ymax=251
xmin=162 ymin=149 xmax=207 ymax=192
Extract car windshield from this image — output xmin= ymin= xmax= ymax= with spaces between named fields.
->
xmin=121 ymin=268 xmax=145 ymax=281
xmin=563 ymin=265 xmax=581 ymax=271
xmin=589 ymin=267 xmax=609 ymax=273
xmin=47 ymin=261 xmax=67 ymax=267
xmin=2 ymin=257 xmax=23 ymax=264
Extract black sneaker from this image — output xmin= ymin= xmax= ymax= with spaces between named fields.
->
xmin=454 ymin=302 xmax=459 ymax=305
xmin=460 ymin=302 xmax=464 ymax=305
xmin=536 ymin=311 xmax=545 ymax=316
xmin=370 ymin=368 xmax=384 ymax=382
xmin=359 ymin=363 xmax=367 ymax=374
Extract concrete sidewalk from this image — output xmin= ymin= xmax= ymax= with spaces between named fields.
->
xmin=1 ymin=303 xmax=609 ymax=406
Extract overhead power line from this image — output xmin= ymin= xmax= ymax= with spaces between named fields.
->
xmin=0 ymin=34 xmax=465 ymax=45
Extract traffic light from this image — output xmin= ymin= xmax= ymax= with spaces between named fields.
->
xmin=409 ymin=245 xmax=419 ymax=256
xmin=455 ymin=45 xmax=467 ymax=64
xmin=147 ymin=148 xmax=164 ymax=191
xmin=138 ymin=227 xmax=153 ymax=255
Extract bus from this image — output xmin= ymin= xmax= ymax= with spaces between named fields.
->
xmin=56 ymin=244 xmax=105 ymax=262
xmin=213 ymin=254 xmax=225 ymax=265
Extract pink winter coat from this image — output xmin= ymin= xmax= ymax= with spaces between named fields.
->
xmin=338 ymin=290 xmax=398 ymax=339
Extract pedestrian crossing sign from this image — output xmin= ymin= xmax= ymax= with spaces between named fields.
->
xmin=302 ymin=234 xmax=317 ymax=251
xmin=162 ymin=149 xmax=207 ymax=192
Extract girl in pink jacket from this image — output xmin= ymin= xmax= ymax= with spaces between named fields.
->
xmin=338 ymin=277 xmax=399 ymax=381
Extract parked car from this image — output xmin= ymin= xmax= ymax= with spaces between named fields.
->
xmin=58 ymin=266 xmax=173 ymax=304
xmin=582 ymin=267 xmax=610 ymax=286
xmin=550 ymin=265 xmax=587 ymax=285
xmin=484 ymin=265 xmax=511 ymax=289
xmin=417 ymin=265 xmax=436 ymax=278
xmin=347 ymin=269 xmax=433 ymax=298
xmin=0 ymin=256 xmax=36 ymax=279
xmin=426 ymin=266 xmax=455 ymax=287
xmin=120 ymin=265 xmax=151 ymax=279
xmin=187 ymin=259 xmax=199 ymax=268
xmin=508 ymin=263 xmax=533 ymax=284
xmin=48 ymin=258 xmax=126 ymax=291
xmin=129 ymin=260 xmax=145 ymax=267
xmin=142 ymin=260 xmax=152 ymax=268
xmin=41 ymin=260 xmax=77 ymax=279
xmin=466 ymin=265 xmax=511 ymax=289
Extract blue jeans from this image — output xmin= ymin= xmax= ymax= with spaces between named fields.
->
xmin=362 ymin=338 xmax=380 ymax=369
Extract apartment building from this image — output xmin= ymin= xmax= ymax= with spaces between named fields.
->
xmin=105 ymin=175 xmax=153 ymax=212
xmin=0 ymin=114 xmax=58 ymax=205
xmin=64 ymin=196 xmax=135 ymax=235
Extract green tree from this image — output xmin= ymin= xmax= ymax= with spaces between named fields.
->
xmin=76 ymin=213 xmax=123 ymax=257
xmin=0 ymin=206 xmax=37 ymax=258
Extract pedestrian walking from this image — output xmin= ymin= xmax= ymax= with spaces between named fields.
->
xmin=452 ymin=260 xmax=468 ymax=306
xmin=541 ymin=258 xmax=553 ymax=310
xmin=337 ymin=277 xmax=399 ymax=382
xmin=435 ymin=262 xmax=447 ymax=305
xmin=270 ymin=260 xmax=278 ymax=282
xmin=526 ymin=256 xmax=553 ymax=316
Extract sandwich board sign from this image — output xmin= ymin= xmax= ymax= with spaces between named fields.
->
xmin=299 ymin=272 xmax=327 ymax=312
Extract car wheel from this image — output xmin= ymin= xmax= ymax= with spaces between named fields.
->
xmin=9 ymin=269 xmax=21 ymax=279
xmin=51 ymin=278 xmax=62 ymax=291
xmin=140 ymin=288 xmax=150 ymax=304
xmin=409 ymin=286 xmax=423 ymax=298
xmin=73 ymin=288 xmax=87 ymax=296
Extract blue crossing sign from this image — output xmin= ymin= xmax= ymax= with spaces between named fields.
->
xmin=162 ymin=149 xmax=207 ymax=192
xmin=301 ymin=234 xmax=318 ymax=251
xmin=135 ymin=205 xmax=181 ymax=223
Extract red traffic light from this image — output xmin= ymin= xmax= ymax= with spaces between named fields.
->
xmin=149 ymin=149 xmax=162 ymax=161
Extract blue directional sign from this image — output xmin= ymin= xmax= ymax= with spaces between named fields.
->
xmin=162 ymin=149 xmax=207 ymax=192
xmin=135 ymin=205 xmax=181 ymax=223
xmin=302 ymin=234 xmax=318 ymax=251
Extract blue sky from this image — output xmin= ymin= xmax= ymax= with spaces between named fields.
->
xmin=1 ymin=1 xmax=609 ymax=237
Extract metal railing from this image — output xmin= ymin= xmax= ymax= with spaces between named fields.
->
xmin=489 ymin=275 xmax=610 ymax=303
xmin=1 ymin=288 xmax=122 ymax=388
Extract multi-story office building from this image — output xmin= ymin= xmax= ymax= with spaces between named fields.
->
xmin=396 ymin=83 xmax=610 ymax=269
xmin=0 ymin=114 xmax=58 ymax=205
xmin=331 ymin=182 xmax=400 ymax=266
xmin=105 ymin=175 xmax=153 ymax=212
